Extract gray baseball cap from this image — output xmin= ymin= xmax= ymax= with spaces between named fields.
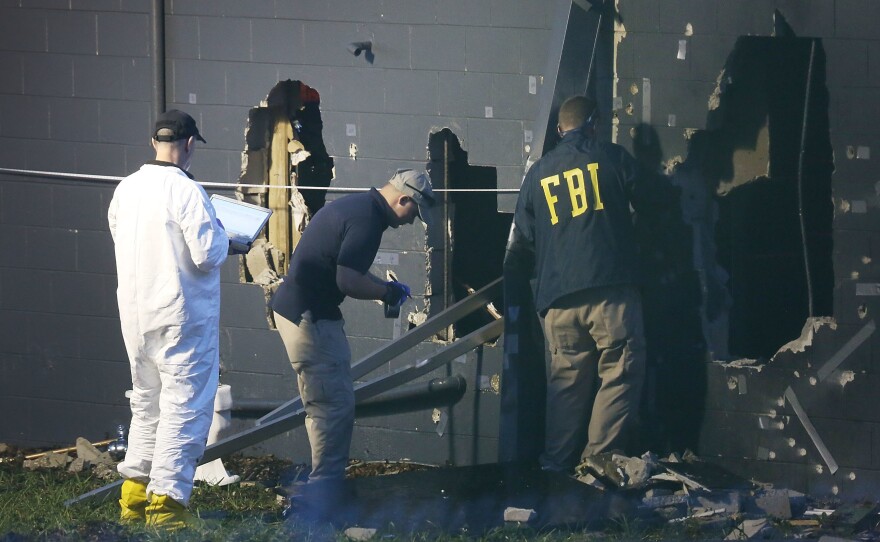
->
xmin=388 ymin=168 xmax=435 ymax=227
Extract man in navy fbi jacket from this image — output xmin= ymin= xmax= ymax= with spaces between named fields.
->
xmin=506 ymin=96 xmax=675 ymax=472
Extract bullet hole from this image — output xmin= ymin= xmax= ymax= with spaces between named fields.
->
xmin=851 ymin=271 xmax=860 ymax=280
xmin=625 ymin=103 xmax=634 ymax=116
xmin=809 ymin=376 xmax=817 ymax=386
xmin=862 ymin=256 xmax=872 ymax=264
xmin=787 ymin=438 xmax=796 ymax=447
xmin=846 ymin=146 xmax=856 ymax=159
xmin=858 ymin=304 xmax=868 ymax=319
xmin=777 ymin=397 xmax=785 ymax=407
xmin=768 ymin=451 xmax=776 ymax=459
xmin=836 ymin=370 xmax=855 ymax=387
xmin=629 ymin=83 xmax=639 ymax=95
xmin=832 ymin=485 xmax=839 ymax=495
xmin=798 ymin=448 xmax=807 ymax=457
xmin=490 ymin=374 xmax=501 ymax=394
xmin=727 ymin=377 xmax=738 ymax=390
xmin=815 ymin=465 xmax=823 ymax=474
xmin=793 ymin=370 xmax=800 ymax=378
xmin=848 ymin=472 xmax=856 ymax=481
xmin=768 ymin=409 xmax=777 ymax=418
xmin=684 ymin=23 xmax=694 ymax=36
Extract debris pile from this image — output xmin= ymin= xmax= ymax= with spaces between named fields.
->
xmin=4 ymin=437 xmax=120 ymax=481
xmin=575 ymin=450 xmax=880 ymax=540
xmin=5 ymin=440 xmax=880 ymax=540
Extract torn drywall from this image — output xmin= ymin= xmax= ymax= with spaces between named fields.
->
xmin=772 ymin=317 xmax=836 ymax=358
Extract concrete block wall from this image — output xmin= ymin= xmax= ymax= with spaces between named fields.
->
xmin=611 ymin=0 xmax=880 ymax=497
xmin=4 ymin=0 xmax=880 ymax=498
xmin=0 ymin=1 xmax=547 ymax=467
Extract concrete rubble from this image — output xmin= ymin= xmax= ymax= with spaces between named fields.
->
xmin=573 ymin=451 xmax=880 ymax=540
xmin=15 ymin=437 xmax=118 ymax=480
xmin=343 ymin=527 xmax=377 ymax=541
xmin=503 ymin=506 xmax=537 ymax=523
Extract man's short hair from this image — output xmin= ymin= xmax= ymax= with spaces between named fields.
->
xmin=558 ymin=96 xmax=597 ymax=131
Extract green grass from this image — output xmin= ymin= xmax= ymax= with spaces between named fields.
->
xmin=0 ymin=459 xmax=794 ymax=542
xmin=0 ymin=460 xmax=291 ymax=541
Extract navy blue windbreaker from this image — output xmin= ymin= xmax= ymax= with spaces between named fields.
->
xmin=510 ymin=130 xmax=662 ymax=314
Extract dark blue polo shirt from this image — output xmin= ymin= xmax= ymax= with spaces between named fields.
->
xmin=271 ymin=188 xmax=391 ymax=322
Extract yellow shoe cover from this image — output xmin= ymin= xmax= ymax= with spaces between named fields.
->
xmin=145 ymin=494 xmax=194 ymax=531
xmin=118 ymin=479 xmax=148 ymax=523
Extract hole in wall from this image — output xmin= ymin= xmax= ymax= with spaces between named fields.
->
xmin=427 ymin=128 xmax=510 ymax=339
xmin=235 ymin=80 xmax=334 ymax=326
xmin=236 ymin=79 xmax=334 ymax=274
xmin=700 ymin=37 xmax=834 ymax=360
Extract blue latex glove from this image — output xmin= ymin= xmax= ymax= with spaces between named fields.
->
xmin=383 ymin=280 xmax=411 ymax=306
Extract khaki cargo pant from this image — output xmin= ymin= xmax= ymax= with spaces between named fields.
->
xmin=274 ymin=312 xmax=354 ymax=481
xmin=539 ymin=285 xmax=646 ymax=471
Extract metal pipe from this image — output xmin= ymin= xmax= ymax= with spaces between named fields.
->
xmin=231 ymin=375 xmax=468 ymax=418
xmin=66 ymin=319 xmax=502 ymax=507
xmin=151 ymin=0 xmax=166 ymax=120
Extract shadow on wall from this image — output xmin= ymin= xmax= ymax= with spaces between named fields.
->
xmin=629 ymin=122 xmax=708 ymax=455
xmin=632 ymin=35 xmax=834 ymax=455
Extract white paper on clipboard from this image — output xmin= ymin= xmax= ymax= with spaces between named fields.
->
xmin=210 ymin=195 xmax=272 ymax=252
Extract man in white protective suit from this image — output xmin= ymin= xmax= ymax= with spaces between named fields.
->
xmin=108 ymin=109 xmax=230 ymax=530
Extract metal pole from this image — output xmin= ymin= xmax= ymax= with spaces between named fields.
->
xmin=151 ymin=0 xmax=166 ymax=120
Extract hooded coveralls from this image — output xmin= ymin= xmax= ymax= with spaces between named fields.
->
xmin=108 ymin=162 xmax=228 ymax=505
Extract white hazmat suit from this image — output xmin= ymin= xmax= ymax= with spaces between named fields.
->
xmin=108 ymin=162 xmax=228 ymax=505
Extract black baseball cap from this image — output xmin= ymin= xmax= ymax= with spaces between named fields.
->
xmin=153 ymin=109 xmax=206 ymax=143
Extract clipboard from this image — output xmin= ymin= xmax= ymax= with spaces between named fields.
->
xmin=210 ymin=194 xmax=273 ymax=253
